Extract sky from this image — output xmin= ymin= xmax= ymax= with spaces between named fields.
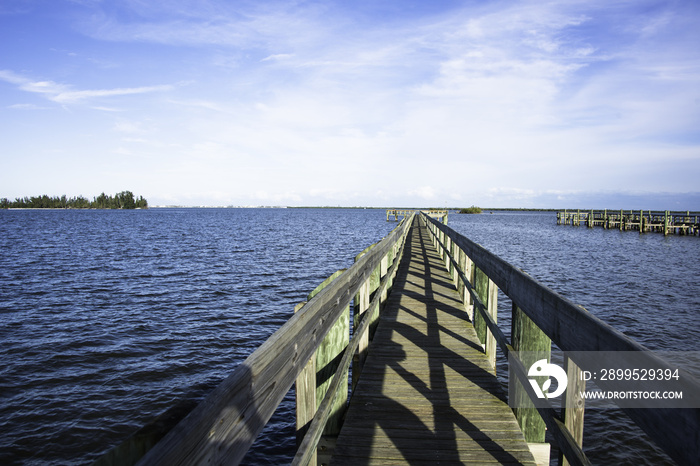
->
xmin=1 ymin=0 xmax=699 ymax=208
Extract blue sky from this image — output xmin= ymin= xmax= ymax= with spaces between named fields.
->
xmin=1 ymin=0 xmax=699 ymax=208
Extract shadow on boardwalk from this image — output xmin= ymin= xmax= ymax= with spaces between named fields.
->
xmin=332 ymin=218 xmax=535 ymax=465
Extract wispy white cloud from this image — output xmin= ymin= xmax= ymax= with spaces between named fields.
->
xmin=0 ymin=69 xmax=175 ymax=105
xmin=53 ymin=84 xmax=175 ymax=104
xmin=7 ymin=103 xmax=52 ymax=110
xmin=77 ymin=0 xmax=329 ymax=51
xmin=0 ymin=70 xmax=67 ymax=96
xmin=261 ymin=53 xmax=294 ymax=62
xmin=90 ymin=106 xmax=124 ymax=112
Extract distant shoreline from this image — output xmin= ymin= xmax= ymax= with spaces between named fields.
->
xmin=2 ymin=191 xmax=147 ymax=210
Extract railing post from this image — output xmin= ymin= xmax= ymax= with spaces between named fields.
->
xmin=561 ymin=356 xmax=585 ymax=466
xmin=511 ymin=304 xmax=552 ymax=461
xmin=295 ymin=301 xmax=316 ymax=462
xmin=368 ymin=259 xmax=381 ymax=338
xmin=445 ymin=235 xmax=453 ymax=275
xmin=353 ymin=245 xmax=377 ymax=390
xmin=619 ymin=209 xmax=624 ymax=231
xmin=474 ymin=266 xmax=497 ymax=368
xmin=379 ymin=251 xmax=390 ymax=310
xmin=464 ymin=251 xmax=475 ymax=321
xmin=296 ymin=269 xmax=349 ymax=465
xmin=450 ymin=240 xmax=458 ymax=286
xmin=438 ymin=227 xmax=445 ymax=258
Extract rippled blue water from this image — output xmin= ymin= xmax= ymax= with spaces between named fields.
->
xmin=0 ymin=208 xmax=395 ymax=465
xmin=0 ymin=209 xmax=697 ymax=465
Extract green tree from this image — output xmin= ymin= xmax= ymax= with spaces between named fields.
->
xmin=115 ymin=191 xmax=136 ymax=209
xmin=94 ymin=192 xmax=109 ymax=209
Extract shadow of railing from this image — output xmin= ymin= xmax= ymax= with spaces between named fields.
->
xmin=332 ymin=218 xmax=529 ymax=464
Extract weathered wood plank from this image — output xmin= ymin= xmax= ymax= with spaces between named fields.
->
xmin=294 ymin=301 xmax=316 ymax=450
xmin=511 ymin=304 xmax=551 ymax=443
xmin=338 ymin=425 xmax=535 ymax=441
xmin=333 ymin=443 xmax=536 ymax=463
xmin=308 ymin=270 xmax=349 ymax=436
xmin=294 ymin=268 xmax=349 ymax=466
xmin=561 ymin=357 xmax=585 ymax=466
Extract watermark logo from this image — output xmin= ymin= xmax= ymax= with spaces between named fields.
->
xmin=528 ymin=359 xmax=568 ymax=399
xmin=510 ymin=351 xmax=698 ymax=409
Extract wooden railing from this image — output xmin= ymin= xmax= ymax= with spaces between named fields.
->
xmin=127 ymin=214 xmax=413 ymax=465
xmin=557 ymin=209 xmax=700 ymax=235
xmin=386 ymin=209 xmax=448 ymax=223
xmin=421 ymin=212 xmax=700 ymax=466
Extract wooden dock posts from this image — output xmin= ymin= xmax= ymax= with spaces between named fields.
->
xmin=99 ymin=211 xmax=700 ymax=466
xmin=557 ymin=209 xmax=700 ymax=235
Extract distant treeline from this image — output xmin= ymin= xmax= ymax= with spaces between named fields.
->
xmin=1 ymin=191 xmax=148 ymax=209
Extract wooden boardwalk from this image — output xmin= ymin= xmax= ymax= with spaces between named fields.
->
xmin=332 ymin=218 xmax=537 ymax=465
xmin=102 ymin=212 xmax=699 ymax=466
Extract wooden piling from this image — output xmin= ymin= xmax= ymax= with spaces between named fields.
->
xmin=557 ymin=209 xmax=700 ymax=236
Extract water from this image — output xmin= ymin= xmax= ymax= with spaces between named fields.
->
xmin=0 ymin=208 xmax=697 ymax=465
xmin=0 ymin=208 xmax=396 ymax=465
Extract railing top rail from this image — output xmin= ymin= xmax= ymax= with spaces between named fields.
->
xmin=137 ymin=215 xmax=414 ymax=465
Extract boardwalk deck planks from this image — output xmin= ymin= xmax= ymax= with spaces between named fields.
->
xmin=331 ymin=218 xmax=536 ymax=465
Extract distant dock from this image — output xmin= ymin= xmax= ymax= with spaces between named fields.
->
xmin=557 ymin=209 xmax=700 ymax=236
